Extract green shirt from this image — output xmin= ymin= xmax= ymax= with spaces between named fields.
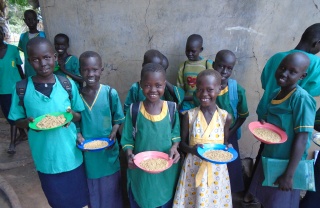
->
xmin=257 ymin=49 xmax=320 ymax=120
xmin=0 ymin=44 xmax=23 ymax=94
xmin=121 ymin=101 xmax=181 ymax=208
xmin=80 ymin=84 xmax=125 ymax=179
xmin=177 ymin=59 xmax=212 ymax=110
xmin=123 ymin=82 xmax=185 ymax=115
xmin=18 ymin=31 xmax=46 ymax=77
xmin=54 ymin=55 xmax=81 ymax=89
xmin=262 ymin=86 xmax=316 ymax=160
xmin=9 ymin=76 xmax=84 ymax=174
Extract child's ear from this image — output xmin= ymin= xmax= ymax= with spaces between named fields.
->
xmin=101 ymin=67 xmax=104 ymax=71
xmin=54 ymin=53 xmax=57 ymax=61
xmin=300 ymin=72 xmax=307 ymax=80
xmin=200 ymin=47 xmax=204 ymax=52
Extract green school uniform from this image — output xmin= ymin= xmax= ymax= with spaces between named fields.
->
xmin=123 ymin=82 xmax=184 ymax=114
xmin=177 ymin=59 xmax=212 ymax=110
xmin=262 ymin=86 xmax=316 ymax=160
xmin=257 ymin=49 xmax=320 ymax=120
xmin=80 ymin=84 xmax=125 ymax=179
xmin=8 ymin=76 xmax=84 ymax=174
xmin=54 ymin=55 xmax=81 ymax=88
xmin=18 ymin=31 xmax=46 ymax=77
xmin=0 ymin=44 xmax=23 ymax=94
xmin=121 ymin=101 xmax=181 ymax=208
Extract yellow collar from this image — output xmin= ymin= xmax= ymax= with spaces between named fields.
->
xmin=271 ymin=88 xmax=296 ymax=104
xmin=140 ymin=101 xmax=168 ymax=122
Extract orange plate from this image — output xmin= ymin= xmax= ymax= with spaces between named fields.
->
xmin=248 ymin=121 xmax=287 ymax=144
xmin=133 ymin=151 xmax=173 ymax=174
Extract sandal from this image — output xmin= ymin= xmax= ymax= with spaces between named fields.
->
xmin=7 ymin=146 xmax=16 ymax=155
xmin=241 ymin=198 xmax=260 ymax=206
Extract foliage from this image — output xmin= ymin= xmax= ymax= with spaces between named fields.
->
xmin=7 ymin=0 xmax=29 ymax=7
xmin=7 ymin=3 xmax=31 ymax=34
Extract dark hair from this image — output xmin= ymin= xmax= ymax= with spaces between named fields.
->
xmin=24 ymin=9 xmax=38 ymax=19
xmin=54 ymin=33 xmax=69 ymax=44
xmin=79 ymin=51 xmax=102 ymax=66
xmin=187 ymin=34 xmax=203 ymax=45
xmin=300 ymin=23 xmax=320 ymax=43
xmin=140 ymin=63 xmax=165 ymax=80
xmin=196 ymin=69 xmax=222 ymax=85
xmin=26 ymin=37 xmax=54 ymax=56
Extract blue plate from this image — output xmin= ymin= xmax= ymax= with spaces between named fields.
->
xmin=77 ymin=138 xmax=115 ymax=151
xmin=197 ymin=144 xmax=238 ymax=164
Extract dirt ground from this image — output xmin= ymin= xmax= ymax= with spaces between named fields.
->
xmin=0 ymin=117 xmax=259 ymax=208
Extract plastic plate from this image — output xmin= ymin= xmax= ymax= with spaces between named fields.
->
xmin=134 ymin=151 xmax=173 ymax=174
xmin=312 ymin=133 xmax=320 ymax=147
xmin=77 ymin=138 xmax=115 ymax=151
xmin=197 ymin=144 xmax=238 ymax=164
xmin=248 ymin=121 xmax=287 ymax=144
xmin=29 ymin=112 xmax=73 ymax=130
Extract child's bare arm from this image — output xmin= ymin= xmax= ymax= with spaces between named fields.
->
xmin=77 ymin=132 xmax=85 ymax=144
xmin=274 ymin=132 xmax=308 ymax=191
xmin=125 ymin=149 xmax=136 ymax=169
xmin=15 ymin=117 xmax=34 ymax=129
xmin=179 ymin=113 xmax=201 ymax=156
xmin=58 ymin=61 xmax=83 ymax=83
xmin=229 ymin=117 xmax=246 ymax=137
xmin=109 ymin=124 xmax=120 ymax=141
xmin=224 ymin=113 xmax=233 ymax=146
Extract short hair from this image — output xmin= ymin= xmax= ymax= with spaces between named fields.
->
xmin=26 ymin=37 xmax=54 ymax=56
xmin=79 ymin=51 xmax=102 ymax=66
xmin=215 ymin=50 xmax=236 ymax=61
xmin=161 ymin=53 xmax=169 ymax=70
xmin=54 ymin=33 xmax=69 ymax=44
xmin=196 ymin=69 xmax=222 ymax=85
xmin=187 ymin=34 xmax=203 ymax=45
xmin=143 ymin=49 xmax=162 ymax=65
xmin=300 ymin=23 xmax=320 ymax=43
xmin=140 ymin=63 xmax=165 ymax=80
xmin=24 ymin=9 xmax=37 ymax=19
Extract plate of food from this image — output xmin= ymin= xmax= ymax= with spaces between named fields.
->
xmin=77 ymin=138 xmax=115 ymax=151
xmin=134 ymin=151 xmax=173 ymax=174
xmin=29 ymin=112 xmax=73 ymax=130
xmin=248 ymin=121 xmax=287 ymax=144
xmin=197 ymin=144 xmax=238 ymax=164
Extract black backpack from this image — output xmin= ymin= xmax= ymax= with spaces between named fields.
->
xmin=16 ymin=75 xmax=72 ymax=112
xmin=130 ymin=101 xmax=176 ymax=140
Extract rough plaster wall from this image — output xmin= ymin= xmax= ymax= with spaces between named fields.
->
xmin=39 ymin=0 xmax=320 ymax=159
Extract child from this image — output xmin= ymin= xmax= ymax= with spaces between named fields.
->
xmin=177 ymin=34 xmax=213 ymax=111
xmin=173 ymin=69 xmax=233 ymax=207
xmin=249 ymin=52 xmax=316 ymax=208
xmin=0 ymin=26 xmax=27 ymax=154
xmin=9 ymin=37 xmax=89 ymax=207
xmin=77 ymin=51 xmax=125 ymax=208
xmin=54 ymin=33 xmax=82 ymax=88
xmin=18 ymin=9 xmax=46 ymax=77
xmin=213 ymin=50 xmax=249 ymax=193
xmin=123 ymin=49 xmax=184 ymax=114
xmin=121 ymin=63 xmax=181 ymax=208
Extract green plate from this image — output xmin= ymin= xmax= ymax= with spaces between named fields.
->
xmin=29 ymin=112 xmax=73 ymax=130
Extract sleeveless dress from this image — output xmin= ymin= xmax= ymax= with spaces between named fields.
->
xmin=173 ymin=106 xmax=232 ymax=207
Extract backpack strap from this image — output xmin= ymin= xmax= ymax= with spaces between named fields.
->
xmin=130 ymin=102 xmax=141 ymax=141
xmin=205 ymin=60 xmax=208 ymax=69
xmin=56 ymin=75 xmax=73 ymax=101
xmin=167 ymin=101 xmax=176 ymax=129
xmin=16 ymin=78 xmax=28 ymax=113
xmin=182 ymin=61 xmax=187 ymax=80
xmin=227 ymin=78 xmax=241 ymax=139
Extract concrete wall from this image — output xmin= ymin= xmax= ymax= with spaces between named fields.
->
xmin=39 ymin=0 xmax=320 ymax=159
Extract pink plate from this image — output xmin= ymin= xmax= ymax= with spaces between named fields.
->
xmin=133 ymin=151 xmax=173 ymax=174
xmin=248 ymin=121 xmax=288 ymax=144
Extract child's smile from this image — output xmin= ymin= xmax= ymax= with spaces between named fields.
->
xmin=141 ymin=71 xmax=166 ymax=103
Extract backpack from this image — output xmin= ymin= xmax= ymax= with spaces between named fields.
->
xmin=228 ymin=78 xmax=241 ymax=140
xmin=16 ymin=75 xmax=73 ymax=112
xmin=130 ymin=101 xmax=176 ymax=140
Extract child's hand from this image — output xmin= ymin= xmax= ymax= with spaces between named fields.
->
xmin=191 ymin=144 xmax=203 ymax=157
xmin=274 ymin=173 xmax=293 ymax=191
xmin=108 ymin=131 xmax=117 ymax=141
xmin=64 ymin=107 xmax=74 ymax=127
xmin=127 ymin=154 xmax=137 ymax=169
xmin=27 ymin=117 xmax=42 ymax=132
xmin=259 ymin=119 xmax=266 ymax=124
xmin=169 ymin=145 xmax=180 ymax=163
xmin=77 ymin=133 xmax=85 ymax=145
